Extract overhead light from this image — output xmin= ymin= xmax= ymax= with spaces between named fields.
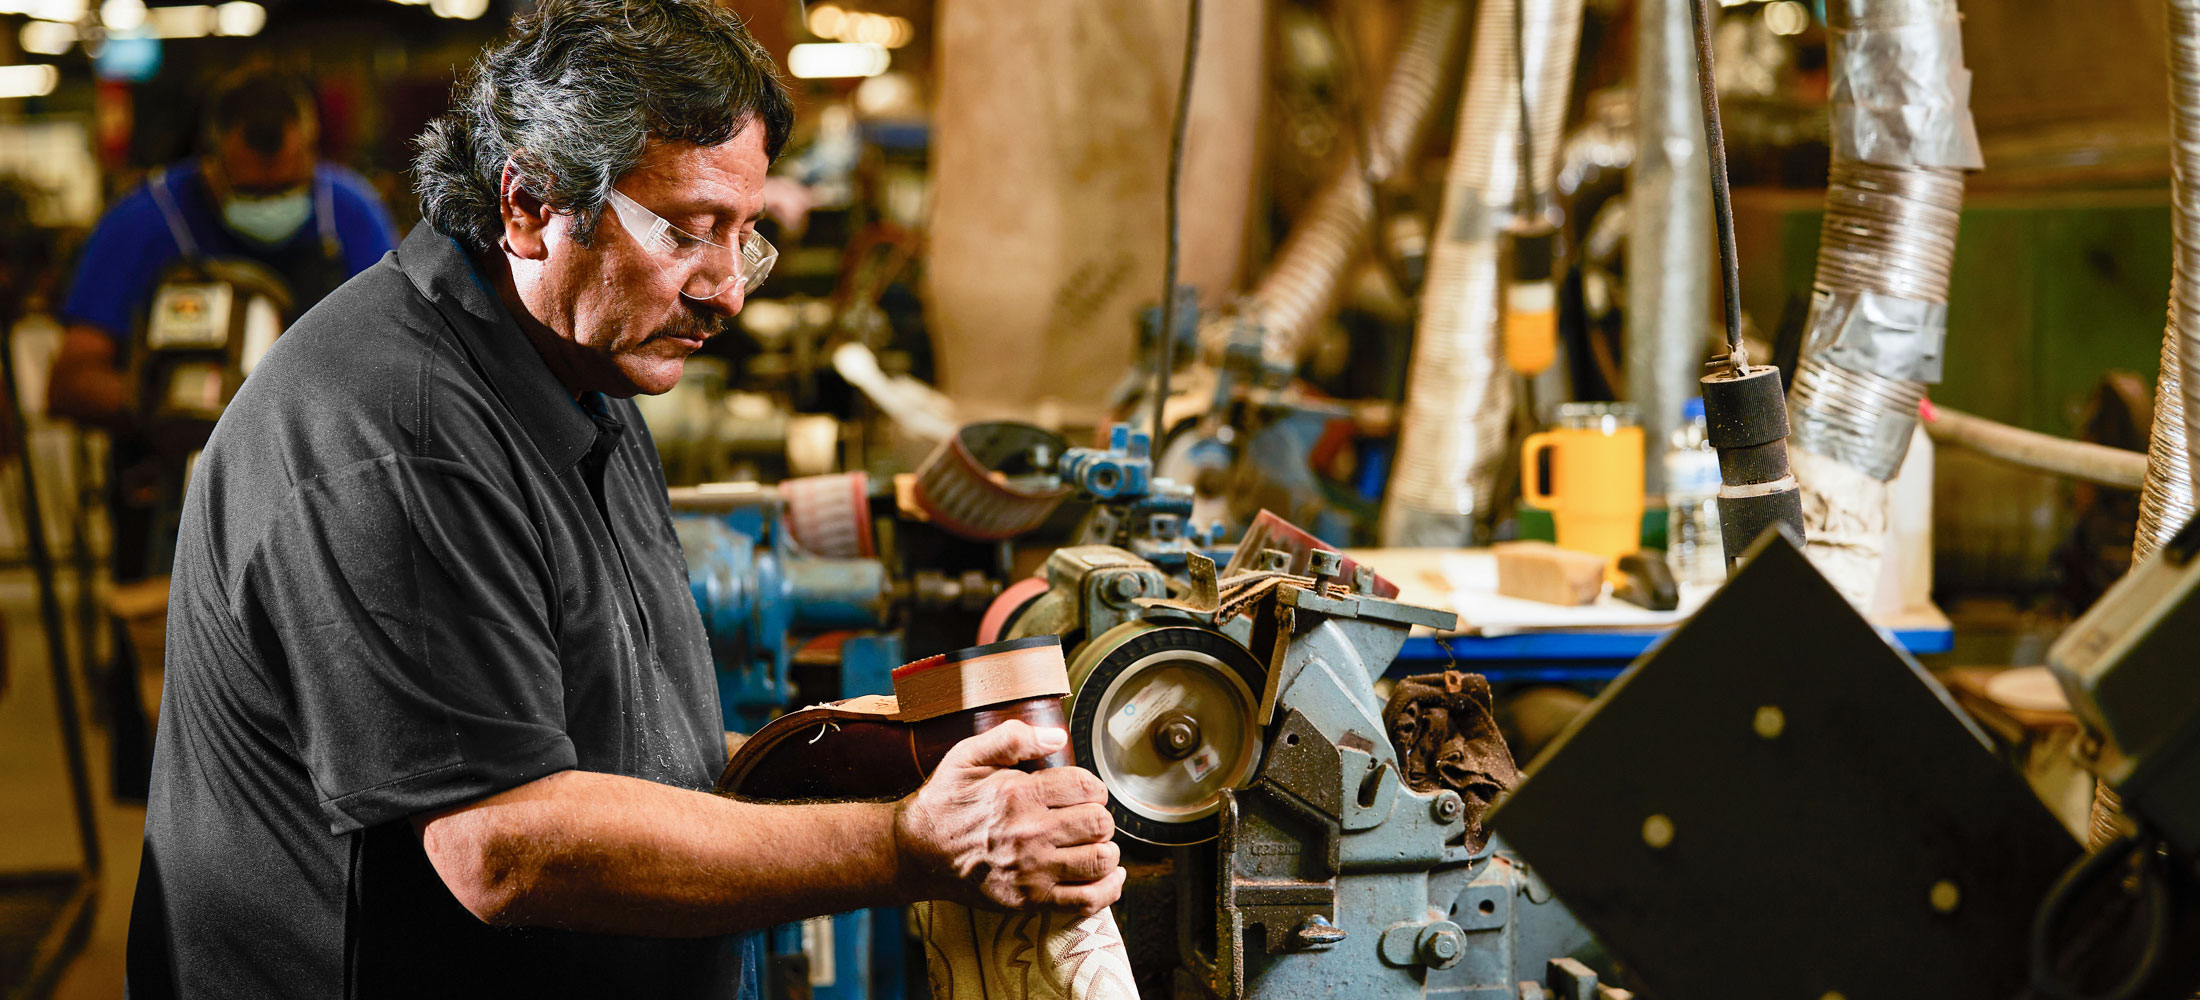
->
xmin=884 ymin=15 xmax=912 ymax=49
xmin=14 ymin=0 xmax=87 ymax=20
xmin=0 ymin=64 xmax=62 ymax=99
xmin=806 ymin=2 xmax=844 ymax=38
xmin=20 ymin=19 xmax=76 ymax=53
xmin=428 ymin=0 xmax=488 ymax=19
xmin=149 ymin=4 xmax=215 ymax=38
xmin=100 ymin=0 xmax=145 ymax=30
xmin=1765 ymin=0 xmax=1809 ymax=35
xmin=787 ymin=42 xmax=889 ymax=79
xmin=214 ymin=0 xmax=264 ymax=35
xmin=850 ymin=12 xmax=893 ymax=46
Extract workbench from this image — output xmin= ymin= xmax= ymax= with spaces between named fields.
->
xmin=1347 ymin=548 xmax=1956 ymax=684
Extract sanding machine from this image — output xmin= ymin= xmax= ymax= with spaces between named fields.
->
xmin=987 ymin=532 xmax=1609 ymax=999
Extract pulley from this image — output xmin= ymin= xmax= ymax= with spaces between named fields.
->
xmin=1066 ymin=621 xmax=1265 ymax=846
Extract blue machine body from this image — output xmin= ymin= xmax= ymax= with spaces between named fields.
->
xmin=1060 ymin=423 xmax=1155 ymax=501
xmin=1062 ymin=423 xmax=1225 ymax=571
xmin=675 ymin=490 xmax=902 ymax=1000
xmin=676 ymin=499 xmax=893 ymax=733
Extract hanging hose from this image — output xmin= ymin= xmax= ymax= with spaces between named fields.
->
xmin=1785 ymin=0 xmax=1982 ymax=603
xmin=1195 ymin=0 xmax=1469 ymax=373
xmin=1381 ymin=0 xmax=1585 ymax=544
xmin=2139 ymin=321 xmax=2197 ymax=563
xmin=2175 ymin=0 xmax=2200 ymax=491
xmin=2090 ymin=0 xmax=2200 ymax=905
xmin=1151 ymin=0 xmax=1202 ymax=446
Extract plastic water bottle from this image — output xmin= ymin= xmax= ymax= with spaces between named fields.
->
xmin=1664 ymin=397 xmax=1725 ymax=588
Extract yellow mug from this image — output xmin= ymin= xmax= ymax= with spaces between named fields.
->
xmin=1521 ymin=403 xmax=1645 ymax=573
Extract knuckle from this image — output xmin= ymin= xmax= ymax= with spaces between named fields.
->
xmin=1073 ymin=768 xmax=1107 ymax=801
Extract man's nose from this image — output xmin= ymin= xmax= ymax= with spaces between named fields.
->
xmin=690 ymin=280 xmax=745 ymax=318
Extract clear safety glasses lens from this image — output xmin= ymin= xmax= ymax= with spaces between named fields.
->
xmin=602 ymin=188 xmax=776 ymax=301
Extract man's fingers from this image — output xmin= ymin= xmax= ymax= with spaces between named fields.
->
xmin=1032 ymin=765 xmax=1108 ymax=807
xmin=1046 ymin=802 xmax=1115 ymax=846
xmin=1047 ymin=841 xmax=1122 ymax=884
xmin=945 ymin=720 xmax=1068 ymax=771
xmin=1035 ymin=867 xmax=1128 ymax=917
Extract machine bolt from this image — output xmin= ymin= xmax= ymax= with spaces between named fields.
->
xmin=1354 ymin=565 xmax=1376 ymax=593
xmin=1107 ymin=574 xmax=1144 ymax=603
xmin=1416 ymin=925 xmax=1465 ymax=969
xmin=1291 ymin=914 xmax=1347 ymax=950
xmin=1432 ymin=791 xmax=1464 ymax=824
xmin=1309 ymin=549 xmax=1342 ymax=575
xmin=1259 ymin=548 xmax=1291 ymax=572
xmin=1151 ymin=712 xmax=1202 ymax=760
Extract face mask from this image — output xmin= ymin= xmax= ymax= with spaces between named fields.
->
xmin=222 ymin=190 xmax=312 ymax=245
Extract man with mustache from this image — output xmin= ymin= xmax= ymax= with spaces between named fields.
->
xmin=124 ymin=3 xmax=1123 ymax=998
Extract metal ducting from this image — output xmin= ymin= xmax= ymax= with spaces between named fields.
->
xmin=1195 ymin=0 xmax=1468 ymax=373
xmin=1628 ymin=0 xmax=1712 ymax=497
xmin=1381 ymin=0 xmax=1586 ymax=545
xmin=2094 ymin=0 xmax=2200 ymax=858
xmin=1787 ymin=0 xmax=1983 ymax=603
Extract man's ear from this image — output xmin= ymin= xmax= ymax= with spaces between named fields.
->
xmin=499 ymin=159 xmax=553 ymax=261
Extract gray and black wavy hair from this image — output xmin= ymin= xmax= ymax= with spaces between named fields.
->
xmin=413 ymin=0 xmax=795 ymax=252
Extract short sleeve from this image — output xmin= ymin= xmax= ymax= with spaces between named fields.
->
xmin=59 ymin=187 xmax=175 ymax=340
xmin=237 ymin=454 xmax=575 ymax=833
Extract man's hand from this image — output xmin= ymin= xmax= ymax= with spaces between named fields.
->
xmin=893 ymin=721 xmax=1125 ymax=915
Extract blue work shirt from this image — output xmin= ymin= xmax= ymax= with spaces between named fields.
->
xmin=59 ymin=159 xmax=398 ymax=340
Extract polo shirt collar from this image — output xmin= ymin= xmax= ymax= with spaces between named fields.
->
xmin=396 ymin=224 xmax=600 ymax=468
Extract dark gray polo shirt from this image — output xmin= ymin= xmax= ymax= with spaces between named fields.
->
xmin=126 ymin=224 xmax=752 ymax=999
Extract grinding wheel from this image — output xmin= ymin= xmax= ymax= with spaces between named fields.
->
xmin=1066 ymin=621 xmax=1265 ymax=846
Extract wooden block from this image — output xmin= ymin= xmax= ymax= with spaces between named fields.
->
xmin=1494 ymin=541 xmax=1607 ymax=606
xmin=888 ymin=636 xmax=1070 ymax=723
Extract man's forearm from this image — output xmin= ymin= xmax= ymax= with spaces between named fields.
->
xmin=417 ymin=769 xmax=913 ymax=937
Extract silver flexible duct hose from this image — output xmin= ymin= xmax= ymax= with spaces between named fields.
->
xmin=1381 ymin=0 xmax=1585 ymax=544
xmin=2114 ymin=336 xmax=2191 ymax=859
xmin=1629 ymin=0 xmax=1711 ymax=497
xmin=1787 ymin=0 xmax=1981 ymax=603
xmin=2173 ymin=0 xmax=2200 ymax=522
xmin=1196 ymin=0 xmax=1468 ymax=372
xmin=2141 ymin=310 xmax=2197 ymax=561
xmin=2094 ymin=0 xmax=2200 ymax=859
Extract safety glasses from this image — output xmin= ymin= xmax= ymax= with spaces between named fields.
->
xmin=602 ymin=187 xmax=777 ymax=301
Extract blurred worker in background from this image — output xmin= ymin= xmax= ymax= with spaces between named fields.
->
xmin=125 ymin=2 xmax=1120 ymax=998
xmin=44 ymin=66 xmax=398 ymax=802
xmin=49 ymin=66 xmax=398 ymax=427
